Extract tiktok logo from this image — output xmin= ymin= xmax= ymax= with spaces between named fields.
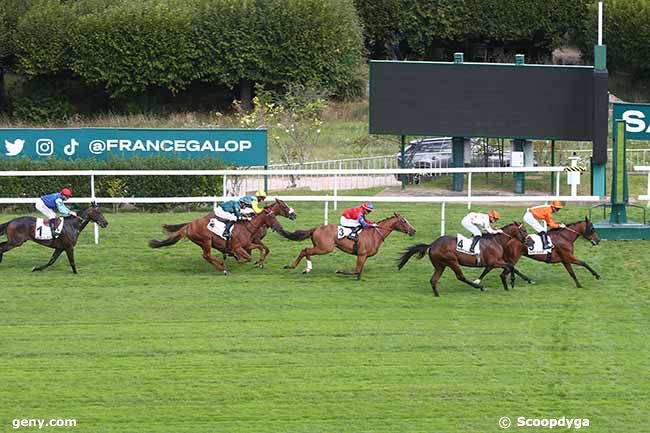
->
xmin=64 ymin=138 xmax=79 ymax=156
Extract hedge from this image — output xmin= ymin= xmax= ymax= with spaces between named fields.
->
xmin=0 ymin=157 xmax=225 ymax=211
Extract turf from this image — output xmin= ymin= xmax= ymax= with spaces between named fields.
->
xmin=0 ymin=203 xmax=648 ymax=432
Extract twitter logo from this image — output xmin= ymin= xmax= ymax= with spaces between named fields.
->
xmin=4 ymin=138 xmax=25 ymax=156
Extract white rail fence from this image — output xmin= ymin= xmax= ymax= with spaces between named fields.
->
xmin=635 ymin=166 xmax=650 ymax=203
xmin=0 ymin=167 xmax=601 ymax=243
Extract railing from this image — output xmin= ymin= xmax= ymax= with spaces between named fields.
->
xmin=552 ymin=148 xmax=650 ymax=167
xmin=634 ymin=166 xmax=650 ymax=204
xmin=0 ymin=167 xmax=600 ymax=243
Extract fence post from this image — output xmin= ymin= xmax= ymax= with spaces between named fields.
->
xmin=222 ymin=174 xmax=227 ymax=198
xmin=647 ymin=173 xmax=650 ymax=208
xmin=555 ymin=171 xmax=561 ymax=197
xmin=334 ymin=163 xmax=340 ymax=210
xmin=91 ymin=174 xmax=99 ymax=245
xmin=467 ymin=172 xmax=472 ymax=210
xmin=441 ymin=202 xmax=446 ymax=236
xmin=324 ymin=196 xmax=329 ymax=225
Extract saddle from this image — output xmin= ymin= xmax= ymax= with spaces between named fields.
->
xmin=42 ymin=217 xmax=62 ymax=227
xmin=526 ymin=234 xmax=554 ymax=255
xmin=456 ymin=234 xmax=480 ymax=256
xmin=35 ymin=218 xmax=64 ymax=240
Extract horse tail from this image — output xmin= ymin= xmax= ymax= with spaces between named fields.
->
xmin=163 ymin=222 xmax=188 ymax=234
xmin=149 ymin=234 xmax=183 ymax=249
xmin=397 ymin=243 xmax=430 ymax=270
xmin=0 ymin=221 xmax=7 ymax=236
xmin=276 ymin=227 xmax=316 ymax=241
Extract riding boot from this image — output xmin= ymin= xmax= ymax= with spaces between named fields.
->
xmin=469 ymin=235 xmax=480 ymax=253
xmin=540 ymin=231 xmax=550 ymax=250
xmin=49 ymin=218 xmax=60 ymax=239
xmin=348 ymin=227 xmax=360 ymax=241
xmin=223 ymin=221 xmax=234 ymax=240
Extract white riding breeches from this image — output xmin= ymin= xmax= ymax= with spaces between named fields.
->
xmin=340 ymin=216 xmax=359 ymax=228
xmin=524 ymin=211 xmax=546 ymax=233
xmin=215 ymin=206 xmax=238 ymax=221
xmin=461 ymin=215 xmax=482 ymax=237
xmin=35 ymin=199 xmax=56 ymax=219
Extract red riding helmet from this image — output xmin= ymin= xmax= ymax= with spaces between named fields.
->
xmin=60 ymin=187 xmax=73 ymax=198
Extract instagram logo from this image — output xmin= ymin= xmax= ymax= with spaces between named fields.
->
xmin=36 ymin=139 xmax=54 ymax=156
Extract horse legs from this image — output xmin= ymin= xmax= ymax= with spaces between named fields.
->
xmin=448 ymin=262 xmax=484 ymax=291
xmin=474 ymin=266 xmax=493 ymax=286
xmin=336 ymin=254 xmax=368 ymax=280
xmin=0 ymin=239 xmax=27 ymax=259
xmin=570 ymin=257 xmax=601 ymax=280
xmin=430 ymin=265 xmax=445 ymax=297
xmin=233 ymin=247 xmax=252 ymax=264
xmin=65 ymin=248 xmax=77 ymax=274
xmin=250 ymin=242 xmax=269 ymax=268
xmin=561 ymin=261 xmax=582 ymax=288
xmin=285 ymin=244 xmax=334 ymax=274
xmin=200 ymin=241 xmax=227 ymax=274
xmin=32 ymin=248 xmax=64 ymax=272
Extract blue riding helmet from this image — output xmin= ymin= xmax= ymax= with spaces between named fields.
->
xmin=361 ymin=202 xmax=374 ymax=211
xmin=239 ymin=196 xmax=253 ymax=206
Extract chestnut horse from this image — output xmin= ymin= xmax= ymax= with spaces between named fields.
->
xmin=279 ymin=213 xmax=416 ymax=280
xmin=503 ymin=218 xmax=601 ymax=288
xmin=0 ymin=204 xmax=109 ymax=273
xmin=149 ymin=207 xmax=284 ymax=274
xmin=397 ymin=222 xmax=532 ymax=297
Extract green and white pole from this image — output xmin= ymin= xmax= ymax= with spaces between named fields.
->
xmin=592 ymin=0 xmax=607 ymax=196
xmin=452 ymin=53 xmax=465 ymax=192
xmin=609 ymin=120 xmax=628 ymax=223
xmin=513 ymin=54 xmax=526 ymax=194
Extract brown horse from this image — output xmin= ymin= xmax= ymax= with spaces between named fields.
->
xmin=504 ymin=217 xmax=601 ymax=288
xmin=280 ymin=213 xmax=416 ymax=280
xmin=0 ymin=204 xmax=109 ymax=273
xmin=223 ymin=200 xmax=296 ymax=265
xmin=149 ymin=207 xmax=284 ymax=274
xmin=397 ymin=223 xmax=532 ymax=297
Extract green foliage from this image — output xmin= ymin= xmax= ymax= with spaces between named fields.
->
xmin=0 ymin=0 xmax=31 ymax=64
xmin=10 ymin=76 xmax=76 ymax=122
xmin=70 ymin=0 xmax=198 ymax=97
xmin=0 ymin=156 xmax=225 ymax=210
xmin=356 ymin=0 xmax=591 ymax=60
xmin=14 ymin=0 xmax=75 ymax=76
xmin=578 ymin=0 xmax=650 ymax=79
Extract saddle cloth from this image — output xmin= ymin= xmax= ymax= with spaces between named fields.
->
xmin=337 ymin=226 xmax=354 ymax=240
xmin=35 ymin=218 xmax=63 ymax=240
xmin=527 ymin=234 xmax=553 ymax=255
xmin=207 ymin=218 xmax=233 ymax=240
xmin=456 ymin=234 xmax=480 ymax=255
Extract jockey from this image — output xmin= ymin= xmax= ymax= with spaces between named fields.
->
xmin=340 ymin=202 xmax=376 ymax=241
xmin=214 ymin=196 xmax=253 ymax=240
xmin=523 ymin=200 xmax=566 ymax=250
xmin=461 ymin=210 xmax=502 ymax=254
xmin=240 ymin=190 xmax=267 ymax=218
xmin=35 ymin=187 xmax=77 ymax=239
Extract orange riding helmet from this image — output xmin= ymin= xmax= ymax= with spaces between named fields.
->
xmin=488 ymin=209 xmax=501 ymax=220
xmin=551 ymin=200 xmax=564 ymax=209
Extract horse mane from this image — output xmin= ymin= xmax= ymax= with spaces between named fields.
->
xmin=377 ymin=214 xmax=400 ymax=224
xmin=549 ymin=220 xmax=585 ymax=232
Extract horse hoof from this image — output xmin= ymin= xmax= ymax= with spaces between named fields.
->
xmin=223 ymin=270 xmax=229 ymax=276
xmin=283 ymin=265 xmax=290 ymax=269
xmin=595 ymin=275 xmax=601 ymax=280
xmin=528 ymin=280 xmax=536 ymax=285
xmin=356 ymin=275 xmax=361 ymax=281
xmin=259 ymin=264 xmax=265 ymax=269
xmin=473 ymin=279 xmax=481 ymax=285
xmin=31 ymin=267 xmax=39 ymax=272
xmin=478 ymin=285 xmax=485 ymax=291
xmin=301 ymin=269 xmax=311 ymax=274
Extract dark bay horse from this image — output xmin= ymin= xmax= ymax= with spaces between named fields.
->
xmin=149 ymin=208 xmax=284 ymax=274
xmin=0 ymin=204 xmax=109 ymax=273
xmin=397 ymin=223 xmax=532 ymax=297
xmin=280 ymin=213 xmax=416 ymax=280
xmin=503 ymin=218 xmax=601 ymax=288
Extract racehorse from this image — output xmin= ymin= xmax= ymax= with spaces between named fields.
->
xmin=149 ymin=207 xmax=285 ymax=274
xmin=0 ymin=203 xmax=109 ymax=273
xmin=397 ymin=222 xmax=532 ymax=297
xmin=222 ymin=199 xmax=296 ymax=265
xmin=503 ymin=217 xmax=601 ymax=288
xmin=279 ymin=213 xmax=416 ymax=280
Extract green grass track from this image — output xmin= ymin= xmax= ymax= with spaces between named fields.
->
xmin=0 ymin=203 xmax=648 ymax=432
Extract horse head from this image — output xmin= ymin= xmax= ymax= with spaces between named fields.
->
xmin=270 ymin=199 xmax=297 ymax=220
xmin=260 ymin=209 xmax=282 ymax=231
xmin=511 ymin=221 xmax=533 ymax=249
xmin=392 ymin=212 xmax=416 ymax=237
xmin=582 ymin=216 xmax=600 ymax=246
xmin=84 ymin=204 xmax=109 ymax=228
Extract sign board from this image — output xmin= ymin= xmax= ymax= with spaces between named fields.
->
xmin=0 ymin=128 xmax=267 ymax=166
xmin=612 ymin=102 xmax=650 ymax=141
xmin=511 ymin=151 xmax=524 ymax=167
